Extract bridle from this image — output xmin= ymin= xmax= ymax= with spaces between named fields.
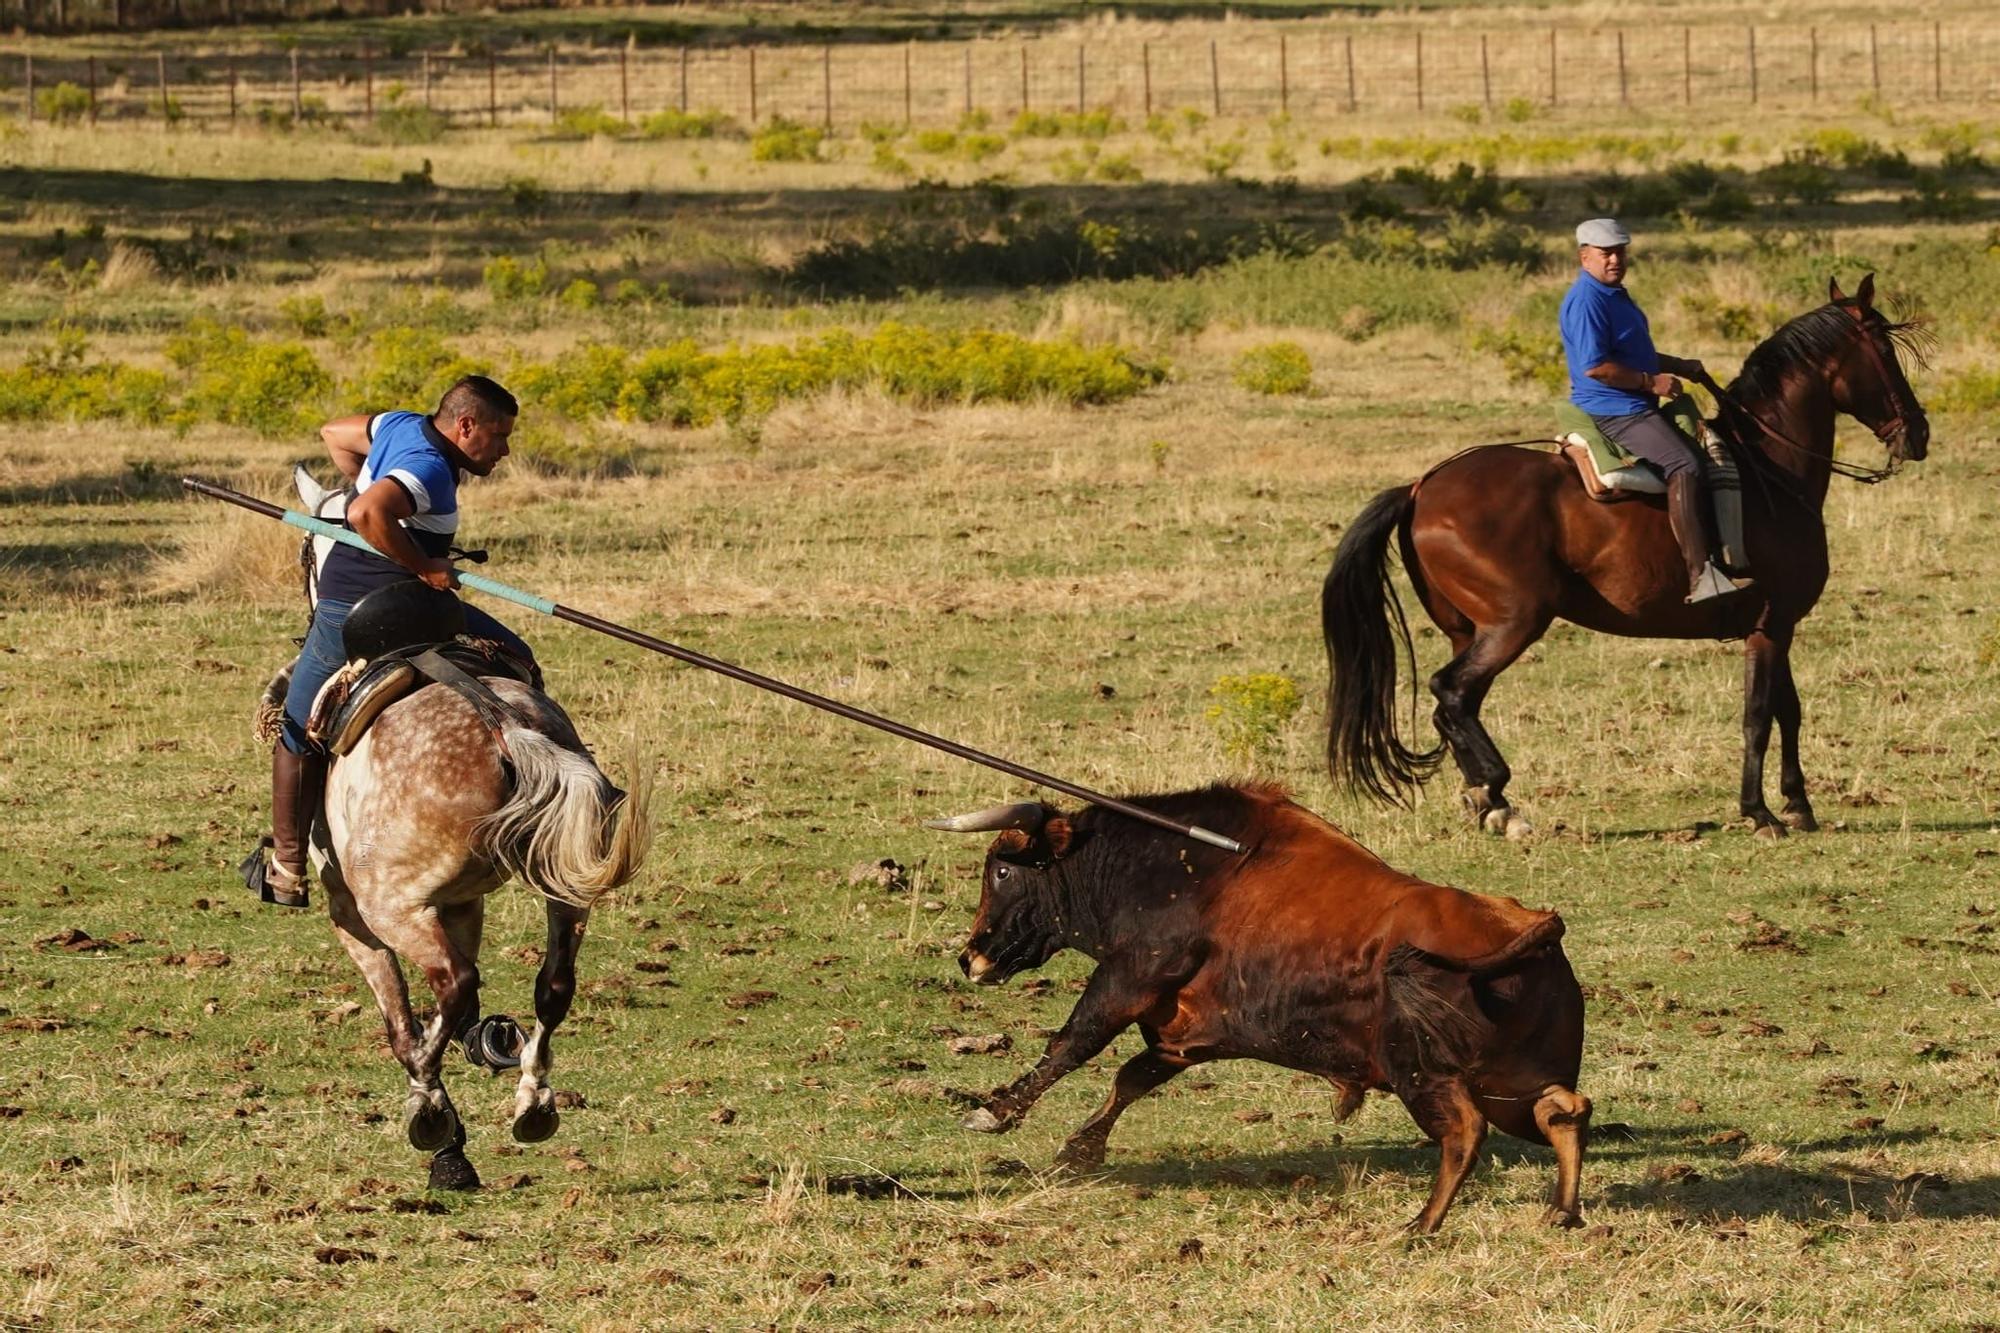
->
xmin=1698 ymin=302 xmax=1920 ymax=491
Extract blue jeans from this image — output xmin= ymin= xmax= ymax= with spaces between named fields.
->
xmin=280 ymin=596 xmax=535 ymax=754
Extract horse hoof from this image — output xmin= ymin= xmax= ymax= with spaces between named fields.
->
xmin=405 ymin=1094 xmax=458 ymax=1152
xmin=1753 ymin=822 xmax=1788 ymax=842
xmin=962 ymin=1107 xmax=1009 ymax=1134
xmin=1503 ymin=813 xmax=1535 ymax=842
xmin=511 ymin=1104 xmax=561 ymax=1144
xmin=1541 ymin=1206 xmax=1584 ymax=1229
xmin=464 ymin=1015 xmax=527 ymax=1072
xmin=428 ymin=1147 xmax=481 ymax=1192
xmin=1052 ymin=1144 xmax=1106 ymax=1174
xmin=1482 ymin=807 xmax=1511 ymax=835
xmin=1782 ymin=809 xmax=1820 ymax=833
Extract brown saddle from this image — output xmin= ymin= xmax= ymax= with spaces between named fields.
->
xmin=308 ymin=638 xmax=537 ymax=757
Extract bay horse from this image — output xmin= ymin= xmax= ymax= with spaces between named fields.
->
xmin=270 ymin=471 xmax=653 ymax=1188
xmin=1323 ymin=276 xmax=1930 ymax=838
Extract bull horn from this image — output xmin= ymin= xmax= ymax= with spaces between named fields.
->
xmin=923 ymin=801 xmax=1048 ymax=834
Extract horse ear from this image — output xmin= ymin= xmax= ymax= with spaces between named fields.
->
xmin=1828 ymin=276 xmax=1846 ymax=303
xmin=1855 ymin=273 xmax=1876 ymax=307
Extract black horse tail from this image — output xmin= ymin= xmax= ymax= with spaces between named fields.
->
xmin=1322 ymin=484 xmax=1443 ymax=804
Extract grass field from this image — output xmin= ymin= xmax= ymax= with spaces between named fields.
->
xmin=3 ymin=10 xmax=2000 ymax=1327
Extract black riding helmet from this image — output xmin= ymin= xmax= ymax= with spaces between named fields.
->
xmin=341 ymin=580 xmax=467 ymax=661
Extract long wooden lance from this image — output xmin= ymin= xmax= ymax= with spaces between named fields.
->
xmin=182 ymin=476 xmax=1245 ymax=854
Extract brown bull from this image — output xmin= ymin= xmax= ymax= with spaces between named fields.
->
xmin=928 ymin=782 xmax=1590 ymax=1233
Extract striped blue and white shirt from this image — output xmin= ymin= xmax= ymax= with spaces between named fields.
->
xmin=316 ymin=411 xmax=464 ymax=605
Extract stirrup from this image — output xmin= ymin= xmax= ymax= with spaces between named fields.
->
xmin=1685 ymin=562 xmax=1752 ymax=604
xmin=239 ymin=838 xmax=310 ymax=909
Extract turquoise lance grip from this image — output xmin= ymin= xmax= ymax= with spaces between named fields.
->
xmin=279 ymin=508 xmax=557 ymax=617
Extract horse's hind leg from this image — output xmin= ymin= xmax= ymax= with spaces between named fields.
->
xmin=1428 ymin=616 xmax=1548 ymax=839
xmin=512 ymin=900 xmax=589 ymax=1144
xmin=328 ymin=884 xmax=422 ymax=1074
xmin=365 ymin=903 xmax=483 ymax=1152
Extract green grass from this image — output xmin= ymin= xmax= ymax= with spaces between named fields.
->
xmin=3 ymin=52 xmax=2000 ymax=1331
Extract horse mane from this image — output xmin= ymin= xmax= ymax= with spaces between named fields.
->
xmin=1726 ymin=294 xmax=1932 ymax=407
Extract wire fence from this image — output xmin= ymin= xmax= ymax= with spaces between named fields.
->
xmin=8 ymin=20 xmax=2000 ymax=129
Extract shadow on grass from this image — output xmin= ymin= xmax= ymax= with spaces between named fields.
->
xmin=0 ymin=470 xmax=195 ymax=507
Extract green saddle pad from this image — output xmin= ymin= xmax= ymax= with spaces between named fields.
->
xmin=1553 ymin=395 xmax=1704 ymax=474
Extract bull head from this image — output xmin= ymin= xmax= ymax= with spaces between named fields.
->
xmin=927 ymin=800 xmax=1080 ymax=985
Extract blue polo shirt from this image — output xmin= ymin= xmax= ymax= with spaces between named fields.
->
xmin=1558 ymin=270 xmax=1658 ymax=415
xmin=316 ymin=411 xmax=463 ymax=605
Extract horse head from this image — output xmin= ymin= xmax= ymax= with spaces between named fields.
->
xmin=1826 ymin=274 xmax=1930 ymax=463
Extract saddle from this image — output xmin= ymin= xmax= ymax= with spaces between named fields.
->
xmin=308 ymin=638 xmax=538 ymax=757
xmin=1554 ymin=400 xmax=1750 ymax=576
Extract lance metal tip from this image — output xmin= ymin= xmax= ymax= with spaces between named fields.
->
xmin=181 ymin=475 xmax=1245 ymax=855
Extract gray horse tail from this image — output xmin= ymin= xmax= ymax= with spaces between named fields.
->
xmin=475 ymin=730 xmax=653 ymax=908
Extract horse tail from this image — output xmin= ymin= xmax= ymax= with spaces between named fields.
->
xmin=476 ymin=729 xmax=653 ymax=909
xmin=1322 ymin=483 xmax=1443 ymax=804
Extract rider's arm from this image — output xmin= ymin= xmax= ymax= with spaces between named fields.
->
xmin=320 ymin=415 xmax=375 ymax=482
xmin=344 ymin=480 xmax=456 ymax=591
xmin=1585 ymin=360 xmax=1672 ymax=396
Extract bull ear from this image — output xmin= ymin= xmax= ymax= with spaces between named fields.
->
xmin=1855 ymin=272 xmax=1876 ymax=307
xmin=1828 ymin=276 xmax=1846 ymax=303
xmin=1044 ymin=817 xmax=1074 ymax=859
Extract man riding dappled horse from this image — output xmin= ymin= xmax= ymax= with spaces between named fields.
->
xmin=1558 ymin=217 xmax=1750 ymax=604
xmin=241 ymin=376 xmax=653 ymax=1187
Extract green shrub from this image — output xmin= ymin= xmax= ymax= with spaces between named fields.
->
xmin=346 ymin=326 xmax=482 ymax=407
xmin=638 ymin=107 xmax=729 ymax=139
xmin=35 ymin=82 xmax=90 ymax=124
xmin=483 ymin=254 xmax=550 ymax=302
xmin=0 ymin=328 xmax=171 ymax=426
xmin=1205 ymin=673 xmax=1302 ymax=766
xmin=165 ymin=318 xmax=331 ymax=436
xmin=1501 ymin=96 xmax=1539 ymax=124
xmin=1935 ymin=367 xmax=2000 ymax=413
xmin=1470 ymin=322 xmax=1565 ymax=392
xmin=558 ymin=278 xmax=601 ymax=311
xmin=957 ymin=132 xmax=1006 ymax=163
xmin=1680 ymin=291 xmax=1781 ymax=344
xmin=554 ymin=105 xmax=629 ymax=139
xmin=366 ymin=104 xmax=449 ymax=145
xmin=913 ymin=129 xmax=958 ymax=155
xmin=278 ymin=293 xmax=338 ymax=338
xmin=858 ymin=120 xmax=903 ymax=145
xmin=504 ymin=176 xmax=548 ymax=214
xmin=1902 ymin=169 xmax=1977 ymax=220
xmin=1198 ymin=137 xmax=1245 ymax=180
xmin=1763 ymin=149 xmax=1837 ymax=206
xmin=1094 ymin=152 xmax=1142 ymax=183
xmin=1232 ymin=341 xmax=1313 ymax=396
xmin=751 ymin=117 xmax=825 ymax=163
xmin=1011 ymin=109 xmax=1119 ymax=141
xmin=871 ymin=142 xmax=914 ymax=178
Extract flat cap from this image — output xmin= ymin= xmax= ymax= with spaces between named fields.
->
xmin=1575 ymin=217 xmax=1631 ymax=248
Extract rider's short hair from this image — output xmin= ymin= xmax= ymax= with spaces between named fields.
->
xmin=438 ymin=375 xmax=519 ymax=426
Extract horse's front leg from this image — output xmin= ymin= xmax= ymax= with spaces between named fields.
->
xmin=1771 ymin=640 xmax=1817 ymax=831
xmin=1739 ymin=626 xmax=1790 ymax=838
xmin=368 ymin=903 xmax=483 ymax=1151
xmin=512 ymin=900 xmax=589 ymax=1144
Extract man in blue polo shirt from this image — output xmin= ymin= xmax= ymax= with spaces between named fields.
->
xmin=246 ymin=375 xmax=536 ymax=908
xmin=1559 ymin=218 xmax=1748 ymax=604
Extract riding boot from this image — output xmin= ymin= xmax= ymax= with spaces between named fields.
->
xmin=247 ymin=744 xmax=323 ymax=909
xmin=1666 ymin=471 xmax=1750 ymax=604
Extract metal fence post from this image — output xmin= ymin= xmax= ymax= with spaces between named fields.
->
xmin=1414 ymin=29 xmax=1423 ymax=112
xmin=1074 ymin=42 xmax=1083 ymax=114
xmin=363 ymin=44 xmax=373 ymax=121
xmin=1548 ymin=27 xmax=1557 ymax=107
xmin=1019 ymin=43 xmax=1027 ymax=112
xmin=1480 ymin=34 xmax=1491 ymax=110
xmin=487 ymin=50 xmax=497 ymax=127
xmin=1616 ymin=30 xmax=1628 ymax=106
xmin=747 ymin=45 xmax=756 ymax=124
xmin=1933 ymin=19 xmax=1942 ymax=100
xmin=1869 ymin=24 xmax=1879 ymax=99
xmin=1809 ymin=27 xmax=1818 ymax=102
xmin=23 ymin=53 xmax=31 ymax=125
xmin=291 ymin=47 xmax=301 ymax=120
xmin=823 ymin=44 xmax=832 ymax=129
xmin=1141 ymin=41 xmax=1151 ymax=117
xmin=903 ymin=40 xmax=912 ymax=126
xmin=87 ymin=54 xmax=97 ymax=122
xmin=1747 ymin=26 xmax=1756 ymax=105
xmin=423 ymin=51 xmax=432 ymax=110
xmin=619 ymin=46 xmax=628 ymax=123
xmin=1684 ymin=27 xmax=1692 ymax=105
xmin=1279 ymin=32 xmax=1288 ymax=116
xmin=156 ymin=49 xmax=167 ymax=122
xmin=547 ymin=45 xmax=557 ymax=123
xmin=1209 ymin=38 xmax=1219 ymax=117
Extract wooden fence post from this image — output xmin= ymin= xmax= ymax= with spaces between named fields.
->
xmin=962 ymin=44 xmax=970 ymax=118
xmin=156 ymin=50 xmax=167 ymax=122
xmin=1480 ymin=34 xmax=1491 ymax=109
xmin=363 ymin=44 xmax=373 ymax=121
xmin=1616 ymin=30 xmax=1627 ymax=106
xmin=1683 ymin=26 xmax=1691 ymax=105
xmin=423 ymin=51 xmax=433 ymax=110
xmin=1548 ymin=26 xmax=1557 ymax=106
xmin=822 ymin=44 xmax=832 ymax=129
xmin=1869 ymin=24 xmax=1879 ymax=99
xmin=1414 ymin=29 xmax=1423 ymax=111
xmin=1933 ymin=20 xmax=1942 ymax=101
xmin=1345 ymin=33 xmax=1356 ymax=111
xmin=619 ymin=46 xmax=628 ymax=123
xmin=747 ymin=46 xmax=756 ymax=124
xmin=1809 ymin=27 xmax=1818 ymax=101
xmin=1746 ymin=26 xmax=1756 ymax=105
xmin=487 ymin=50 xmax=496 ymax=127
xmin=1141 ymin=41 xmax=1151 ymax=117
xmin=679 ymin=46 xmax=688 ymax=113
xmin=903 ymin=41 xmax=912 ymax=126
xmin=547 ymin=46 xmax=558 ymax=123
xmin=1019 ymin=43 xmax=1028 ymax=112
xmin=228 ymin=57 xmax=237 ymax=123
xmin=1279 ymin=32 xmax=1288 ymax=116
xmin=22 ymin=54 xmax=30 ymax=125
xmin=1074 ymin=43 xmax=1083 ymax=114
xmin=87 ymin=54 xmax=97 ymax=122
xmin=292 ymin=47 xmax=301 ymax=120
xmin=1208 ymin=38 xmax=1219 ymax=117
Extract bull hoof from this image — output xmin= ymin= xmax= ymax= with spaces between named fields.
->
xmin=1402 ymin=1214 xmax=1443 ymax=1237
xmin=1541 ymin=1206 xmax=1584 ymax=1229
xmin=1053 ymin=1143 xmax=1106 ymax=1174
xmin=428 ymin=1147 xmax=481 ymax=1192
xmin=1782 ymin=808 xmax=1819 ymax=833
xmin=511 ymin=1103 xmax=560 ymax=1145
xmin=404 ymin=1092 xmax=458 ymax=1153
xmin=1330 ymin=1081 xmax=1366 ymax=1123
xmin=962 ymin=1107 xmax=1011 ymax=1135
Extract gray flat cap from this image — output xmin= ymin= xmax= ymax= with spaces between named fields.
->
xmin=1576 ymin=217 xmax=1632 ymax=248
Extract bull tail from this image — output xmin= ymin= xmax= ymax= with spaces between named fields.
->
xmin=1383 ymin=945 xmax=1485 ymax=1078
xmin=474 ymin=729 xmax=653 ymax=909
xmin=1322 ymin=483 xmax=1442 ymax=805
